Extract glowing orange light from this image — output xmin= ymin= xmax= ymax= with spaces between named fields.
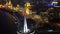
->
xmin=0 ymin=4 xmax=5 ymax=8
xmin=25 ymin=8 xmax=29 ymax=15
xmin=25 ymin=2 xmax=31 ymax=15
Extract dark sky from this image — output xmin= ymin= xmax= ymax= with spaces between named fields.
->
xmin=0 ymin=0 xmax=52 ymax=4
xmin=0 ymin=0 xmax=55 ymax=6
xmin=0 ymin=0 xmax=25 ymax=5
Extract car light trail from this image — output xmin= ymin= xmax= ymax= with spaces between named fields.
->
xmin=23 ymin=16 xmax=29 ymax=33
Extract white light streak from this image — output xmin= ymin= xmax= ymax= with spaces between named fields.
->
xmin=24 ymin=16 xmax=29 ymax=33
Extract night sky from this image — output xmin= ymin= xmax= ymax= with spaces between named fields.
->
xmin=0 ymin=0 xmax=53 ymax=5
xmin=0 ymin=0 xmax=58 ymax=9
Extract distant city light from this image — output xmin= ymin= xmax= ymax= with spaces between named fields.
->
xmin=48 ymin=30 xmax=53 ymax=32
xmin=52 ymin=2 xmax=58 ymax=3
xmin=51 ymin=2 xmax=58 ymax=6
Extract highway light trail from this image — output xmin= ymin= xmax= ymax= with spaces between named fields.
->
xmin=24 ymin=16 xmax=29 ymax=33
